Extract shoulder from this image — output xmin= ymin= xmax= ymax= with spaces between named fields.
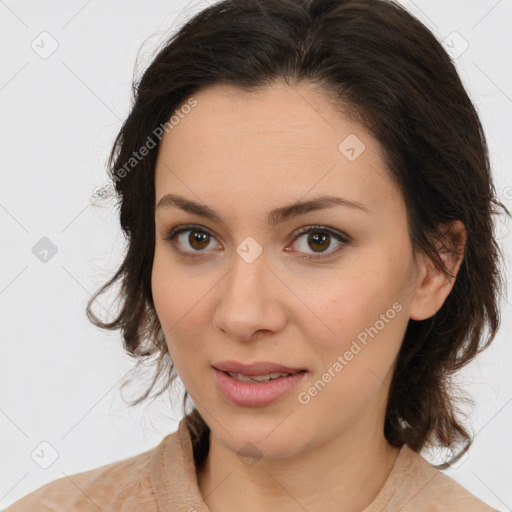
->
xmin=394 ymin=446 xmax=498 ymax=512
xmin=4 ymin=441 xmax=162 ymax=512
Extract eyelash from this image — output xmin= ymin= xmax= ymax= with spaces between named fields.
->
xmin=163 ymin=224 xmax=349 ymax=261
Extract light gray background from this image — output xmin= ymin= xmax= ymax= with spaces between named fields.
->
xmin=1 ymin=0 xmax=511 ymax=509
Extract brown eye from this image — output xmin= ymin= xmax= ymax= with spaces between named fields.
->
xmin=164 ymin=225 xmax=221 ymax=257
xmin=289 ymin=225 xmax=349 ymax=260
xmin=306 ymin=232 xmax=331 ymax=253
xmin=187 ymin=231 xmax=210 ymax=250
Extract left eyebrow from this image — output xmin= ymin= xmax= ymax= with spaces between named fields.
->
xmin=155 ymin=193 xmax=369 ymax=226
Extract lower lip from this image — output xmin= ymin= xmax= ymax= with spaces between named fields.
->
xmin=213 ymin=368 xmax=307 ymax=407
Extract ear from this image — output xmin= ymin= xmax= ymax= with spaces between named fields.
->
xmin=409 ymin=220 xmax=466 ymax=321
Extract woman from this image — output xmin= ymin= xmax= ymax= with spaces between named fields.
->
xmin=6 ymin=0 xmax=507 ymax=510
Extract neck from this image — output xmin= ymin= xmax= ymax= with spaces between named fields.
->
xmin=197 ymin=412 xmax=400 ymax=512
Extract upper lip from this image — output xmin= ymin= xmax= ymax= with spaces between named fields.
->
xmin=212 ymin=360 xmax=307 ymax=376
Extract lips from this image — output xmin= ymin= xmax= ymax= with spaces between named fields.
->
xmin=213 ymin=366 xmax=308 ymax=407
xmin=211 ymin=360 xmax=307 ymax=376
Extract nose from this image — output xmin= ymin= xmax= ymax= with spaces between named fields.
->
xmin=213 ymin=252 xmax=287 ymax=342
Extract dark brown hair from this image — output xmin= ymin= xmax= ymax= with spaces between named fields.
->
xmin=86 ymin=0 xmax=509 ymax=466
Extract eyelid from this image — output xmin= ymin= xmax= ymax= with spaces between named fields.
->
xmin=164 ymin=223 xmax=349 ymax=260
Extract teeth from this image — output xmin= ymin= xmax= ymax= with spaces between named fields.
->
xmin=227 ymin=372 xmax=292 ymax=383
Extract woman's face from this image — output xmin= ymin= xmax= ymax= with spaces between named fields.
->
xmin=152 ymin=81 xmax=434 ymax=459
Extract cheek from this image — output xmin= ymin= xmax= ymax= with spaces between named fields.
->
xmin=151 ymin=249 xmax=208 ymax=327
xmin=298 ymin=277 xmax=407 ymax=422
xmin=151 ymin=254 xmax=189 ymax=352
xmin=299 ymin=264 xmax=408 ymax=378
xmin=151 ymin=252 xmax=215 ymax=373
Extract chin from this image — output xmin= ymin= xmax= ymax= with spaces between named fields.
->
xmin=217 ymin=422 xmax=310 ymax=461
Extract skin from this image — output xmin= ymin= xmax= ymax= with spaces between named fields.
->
xmin=151 ymin=81 xmax=466 ymax=512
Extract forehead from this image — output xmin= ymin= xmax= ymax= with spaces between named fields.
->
xmin=154 ymin=81 xmax=403 ymax=220
xmin=163 ymin=82 xmax=360 ymax=156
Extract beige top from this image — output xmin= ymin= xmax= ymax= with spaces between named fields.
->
xmin=5 ymin=413 xmax=497 ymax=511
